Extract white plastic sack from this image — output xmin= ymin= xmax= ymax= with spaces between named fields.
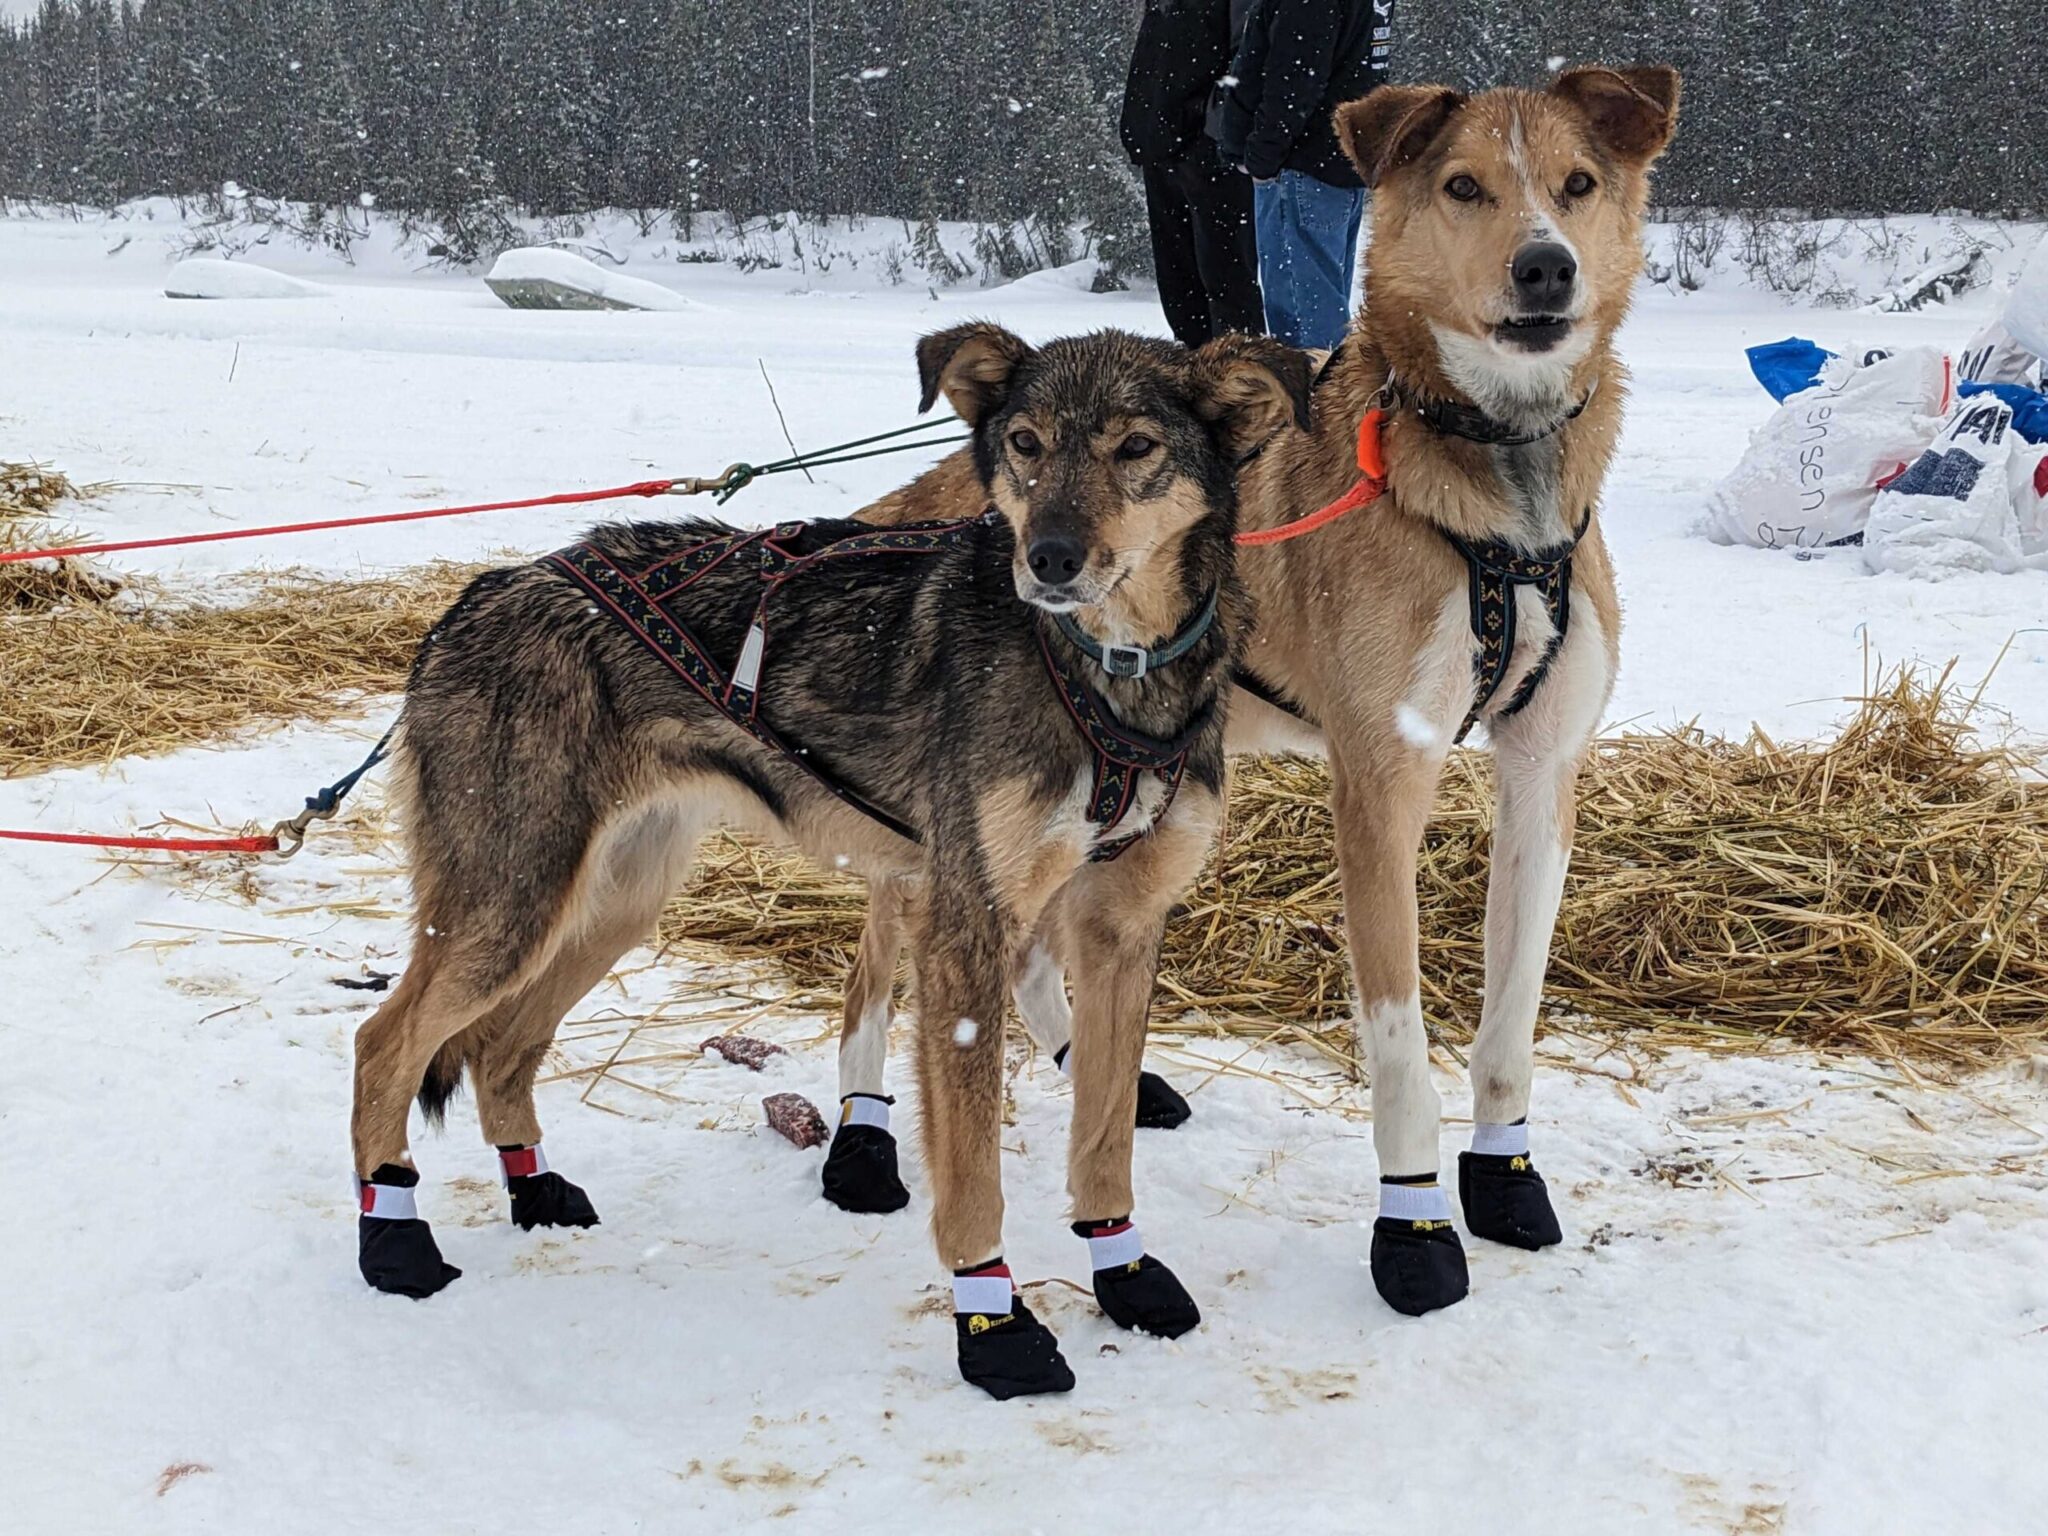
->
xmin=1958 ymin=316 xmax=2041 ymax=386
xmin=2005 ymin=230 xmax=2048 ymax=361
xmin=1865 ymin=396 xmax=2045 ymax=576
xmin=1707 ymin=346 xmax=1952 ymax=550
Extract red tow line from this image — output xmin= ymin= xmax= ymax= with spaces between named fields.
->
xmin=0 ymin=828 xmax=279 ymax=854
xmin=1235 ymin=408 xmax=1387 ymax=547
xmin=0 ymin=479 xmax=679 ymax=567
xmin=2 ymin=478 xmax=681 ymax=856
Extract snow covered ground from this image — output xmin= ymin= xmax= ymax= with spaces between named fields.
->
xmin=4 ymin=208 xmax=2047 ymax=1533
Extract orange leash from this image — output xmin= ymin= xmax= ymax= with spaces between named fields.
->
xmin=1234 ymin=408 xmax=1387 ymax=548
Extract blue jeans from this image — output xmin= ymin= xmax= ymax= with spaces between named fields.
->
xmin=1253 ymin=170 xmax=1366 ymax=350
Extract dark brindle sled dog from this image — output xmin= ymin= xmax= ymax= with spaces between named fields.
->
xmin=349 ymin=325 xmax=1311 ymax=1398
xmin=849 ymin=66 xmax=1682 ymax=1322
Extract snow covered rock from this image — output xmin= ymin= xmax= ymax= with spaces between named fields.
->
xmin=484 ymin=248 xmax=693 ymax=312
xmin=164 ymin=257 xmax=329 ymax=301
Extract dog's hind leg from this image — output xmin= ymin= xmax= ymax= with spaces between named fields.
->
xmin=464 ymin=899 xmax=670 ymax=1231
xmin=822 ymin=878 xmax=913 ymax=1214
xmin=1016 ymin=897 xmax=1192 ymax=1132
xmin=1058 ymin=807 xmax=1214 ymax=1342
xmin=464 ymin=800 xmax=710 ymax=1230
xmin=351 ymin=954 xmax=506 ymax=1298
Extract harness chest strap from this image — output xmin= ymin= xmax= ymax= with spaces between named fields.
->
xmin=1232 ymin=360 xmax=1596 ymax=738
xmin=1448 ymin=509 xmax=1591 ymax=744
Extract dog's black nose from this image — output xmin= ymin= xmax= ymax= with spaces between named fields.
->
xmin=1027 ymin=535 xmax=1087 ymax=584
xmin=1511 ymin=242 xmax=1577 ymax=309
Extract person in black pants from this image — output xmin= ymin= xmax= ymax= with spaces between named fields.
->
xmin=1119 ymin=0 xmax=1264 ymax=347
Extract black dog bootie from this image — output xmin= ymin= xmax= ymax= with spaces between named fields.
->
xmin=1134 ymin=1071 xmax=1193 ymax=1131
xmin=358 ymin=1164 xmax=461 ymax=1298
xmin=821 ymin=1095 xmax=911 ymax=1214
xmin=1459 ymin=1150 xmax=1563 ymax=1250
xmin=1076 ymin=1218 xmax=1200 ymax=1337
xmin=499 ymin=1145 xmax=600 ymax=1231
xmin=953 ymin=1263 xmax=1075 ymax=1400
xmin=1369 ymin=1175 xmax=1468 ymax=1317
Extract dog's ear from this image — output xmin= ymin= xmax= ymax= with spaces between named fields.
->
xmin=1551 ymin=65 xmax=1681 ymax=164
xmin=1334 ymin=84 xmax=1464 ymax=188
xmin=916 ymin=322 xmax=1034 ymax=426
xmin=1189 ymin=334 xmax=1315 ymax=464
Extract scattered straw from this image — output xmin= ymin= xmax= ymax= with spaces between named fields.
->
xmin=1 ymin=563 xmax=478 ymax=777
xmin=659 ymin=668 xmax=2048 ymax=1069
xmin=0 ymin=460 xmax=121 ymax=609
xmin=0 ymin=460 xmax=76 ymax=519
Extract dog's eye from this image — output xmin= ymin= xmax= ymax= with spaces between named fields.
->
xmin=1445 ymin=174 xmax=1482 ymax=202
xmin=1564 ymin=170 xmax=1596 ymax=198
xmin=1116 ymin=434 xmax=1157 ymax=461
xmin=1008 ymin=428 xmax=1041 ymax=457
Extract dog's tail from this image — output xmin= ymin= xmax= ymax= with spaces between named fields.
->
xmin=416 ymin=1030 xmax=474 ymax=1126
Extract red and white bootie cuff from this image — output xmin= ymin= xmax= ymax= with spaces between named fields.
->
xmin=1076 ymin=1217 xmax=1145 ymax=1273
xmin=497 ymin=1143 xmax=550 ymax=1184
xmin=951 ymin=1260 xmax=1018 ymax=1318
xmin=357 ymin=1167 xmax=420 ymax=1222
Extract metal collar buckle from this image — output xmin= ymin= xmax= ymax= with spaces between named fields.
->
xmin=1101 ymin=642 xmax=1150 ymax=680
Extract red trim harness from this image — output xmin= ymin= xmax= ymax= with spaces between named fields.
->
xmin=545 ymin=517 xmax=984 ymax=842
xmin=549 ymin=514 xmax=1211 ymax=863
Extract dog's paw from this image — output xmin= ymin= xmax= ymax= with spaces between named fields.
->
xmin=1459 ymin=1150 xmax=1562 ymax=1250
xmin=821 ymin=1123 xmax=911 ymax=1214
xmin=1369 ymin=1219 xmax=1469 ymax=1317
xmin=1134 ymin=1070 xmax=1192 ymax=1130
xmin=508 ymin=1171 xmax=601 ymax=1231
xmin=1092 ymin=1254 xmax=1201 ymax=1338
xmin=955 ymin=1297 xmax=1076 ymax=1400
xmin=359 ymin=1217 xmax=461 ymax=1298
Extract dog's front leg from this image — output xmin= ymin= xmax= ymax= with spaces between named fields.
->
xmin=1058 ymin=801 xmax=1218 ymax=1342
xmin=1456 ymin=723 xmax=1579 ymax=1251
xmin=1331 ymin=748 xmax=1470 ymax=1317
xmin=910 ymin=889 xmax=1073 ymax=1400
xmin=1458 ymin=613 xmax=1611 ymax=1252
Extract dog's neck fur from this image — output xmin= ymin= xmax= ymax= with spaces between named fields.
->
xmin=1042 ymin=511 xmax=1238 ymax=742
xmin=1358 ymin=307 xmax=1612 ymax=553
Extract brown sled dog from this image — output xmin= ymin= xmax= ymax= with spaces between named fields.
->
xmin=347 ymin=324 xmax=1311 ymax=1399
xmin=845 ymin=65 xmax=1680 ymax=1320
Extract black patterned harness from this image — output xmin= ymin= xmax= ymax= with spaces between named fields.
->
xmin=1036 ymin=625 xmax=1209 ymax=863
xmin=1446 ymin=509 xmax=1591 ymax=744
xmin=545 ymin=513 xmax=1204 ymax=861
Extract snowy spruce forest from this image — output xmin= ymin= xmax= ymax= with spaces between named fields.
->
xmin=1 ymin=0 xmax=2042 ymax=276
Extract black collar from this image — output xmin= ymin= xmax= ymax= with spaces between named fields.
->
xmin=1398 ymin=376 xmax=1597 ymax=447
xmin=1052 ymin=586 xmax=1220 ymax=681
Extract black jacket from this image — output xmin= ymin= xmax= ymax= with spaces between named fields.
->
xmin=1213 ymin=0 xmax=1393 ymax=187
xmin=1119 ymin=0 xmax=1239 ymax=168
